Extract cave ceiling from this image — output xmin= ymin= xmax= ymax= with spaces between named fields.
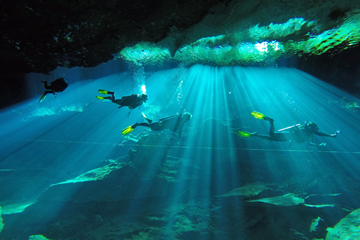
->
xmin=1 ymin=0 xmax=360 ymax=74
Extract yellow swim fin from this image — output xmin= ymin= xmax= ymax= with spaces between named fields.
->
xmin=238 ymin=130 xmax=253 ymax=138
xmin=251 ymin=111 xmax=267 ymax=120
xmin=122 ymin=125 xmax=135 ymax=135
xmin=39 ymin=93 xmax=46 ymax=102
xmin=96 ymin=96 xmax=106 ymax=100
xmin=98 ymin=89 xmax=114 ymax=95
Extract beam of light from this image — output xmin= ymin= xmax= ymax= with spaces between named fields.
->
xmin=133 ymin=65 xmax=360 ymax=237
xmin=1 ymin=65 xmax=360 ymax=239
xmin=0 ymin=71 xmax=143 ymax=215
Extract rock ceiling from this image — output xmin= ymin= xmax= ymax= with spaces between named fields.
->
xmin=1 ymin=0 xmax=360 ymax=74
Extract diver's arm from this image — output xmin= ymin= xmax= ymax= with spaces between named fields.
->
xmin=309 ymin=130 xmax=341 ymax=146
xmin=309 ymin=141 xmax=327 ymax=147
xmin=309 ymin=135 xmax=327 ymax=147
xmin=313 ymin=130 xmax=340 ymax=138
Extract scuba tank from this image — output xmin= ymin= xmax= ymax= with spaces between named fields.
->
xmin=278 ymin=124 xmax=301 ymax=132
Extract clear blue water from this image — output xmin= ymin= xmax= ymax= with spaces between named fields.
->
xmin=0 ymin=62 xmax=359 ymax=239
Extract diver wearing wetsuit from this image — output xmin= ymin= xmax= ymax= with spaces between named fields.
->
xmin=122 ymin=112 xmax=192 ymax=138
xmin=39 ymin=78 xmax=68 ymax=102
xmin=96 ymin=89 xmax=148 ymax=116
xmin=238 ymin=111 xmax=340 ymax=147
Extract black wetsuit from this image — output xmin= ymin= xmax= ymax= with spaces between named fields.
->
xmin=134 ymin=113 xmax=191 ymax=138
xmin=255 ymin=118 xmax=335 ymax=145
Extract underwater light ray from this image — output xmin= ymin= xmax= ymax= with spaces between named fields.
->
xmin=206 ymin=68 xmax=228 ymax=198
xmin=4 ymin=140 xmax=359 ymax=153
xmin=195 ymin=66 xmax=360 ymax=190
xmin=180 ymin=66 xmax=218 ymax=201
xmin=141 ymin=69 xmax=186 ymax=116
xmin=180 ymin=66 xmax=356 ymax=181
xmin=2 ymin=64 xmax=359 ymax=239
xmin=0 ymin=72 xmax=150 ymax=216
xmin=211 ymin=67 xmax=245 ymax=193
xmin=232 ymin=68 xmax=296 ymax=182
xmin=171 ymin=66 xmax=249 ymax=212
xmin=287 ymin=71 xmax=357 ymax=183
xmin=152 ymin=66 xmax=223 ymax=207
xmin=217 ymin=69 xmax=249 ymax=191
xmin=191 ymin=66 xmax=254 ymax=232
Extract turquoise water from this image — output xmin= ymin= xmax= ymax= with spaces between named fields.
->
xmin=1 ymin=63 xmax=359 ymax=239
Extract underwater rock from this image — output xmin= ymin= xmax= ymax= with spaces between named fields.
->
xmin=94 ymin=214 xmax=104 ymax=227
xmin=28 ymin=235 xmax=51 ymax=240
xmin=130 ymin=132 xmax=171 ymax=169
xmin=310 ymin=216 xmax=323 ymax=232
xmin=325 ymin=208 xmax=360 ymax=240
xmin=216 ymin=182 xmax=271 ymax=198
xmin=55 ymin=160 xmax=127 ymax=184
xmin=0 ymin=206 xmax=3 ymax=233
xmin=246 ymin=192 xmax=348 ymax=211
xmin=0 ymin=169 xmax=69 ymax=214
xmin=36 ymin=162 xmax=140 ymax=202
xmin=247 ymin=193 xmax=305 ymax=206
xmin=142 ymin=202 xmax=216 ymax=239
xmin=36 ymin=133 xmax=193 ymax=202
xmin=1 ymin=0 xmax=225 ymax=74
xmin=217 ymin=174 xmax=354 ymax=211
xmin=276 ymin=173 xmax=360 ymax=197
xmin=0 ymin=169 xmax=68 ymax=201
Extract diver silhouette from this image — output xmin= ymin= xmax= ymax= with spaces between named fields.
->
xmin=238 ymin=111 xmax=340 ymax=147
xmin=96 ymin=89 xmax=148 ymax=116
xmin=39 ymin=78 xmax=68 ymax=102
xmin=122 ymin=112 xmax=192 ymax=139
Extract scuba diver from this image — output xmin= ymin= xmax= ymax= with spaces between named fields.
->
xmin=39 ymin=78 xmax=68 ymax=102
xmin=238 ymin=111 xmax=340 ymax=147
xmin=96 ymin=89 xmax=148 ymax=116
xmin=122 ymin=112 xmax=192 ymax=138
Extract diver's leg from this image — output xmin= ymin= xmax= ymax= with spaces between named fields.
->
xmin=263 ymin=117 xmax=288 ymax=141
xmin=253 ymin=132 xmax=288 ymax=142
xmin=96 ymin=96 xmax=113 ymax=100
xmin=249 ymin=116 xmax=275 ymax=140
xmin=110 ymin=93 xmax=115 ymax=101
xmin=252 ymin=133 xmax=272 ymax=140
xmin=39 ymin=91 xmax=54 ymax=102
xmin=142 ymin=113 xmax=152 ymax=123
xmin=123 ymin=123 xmax=151 ymax=132
xmin=44 ymin=90 xmax=55 ymax=95
xmin=137 ymin=123 xmax=151 ymax=128
xmin=39 ymin=91 xmax=47 ymax=102
xmin=264 ymin=117 xmax=275 ymax=137
xmin=42 ymin=81 xmax=51 ymax=90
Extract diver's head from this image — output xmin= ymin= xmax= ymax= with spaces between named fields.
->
xmin=304 ymin=121 xmax=319 ymax=132
xmin=182 ymin=112 xmax=192 ymax=121
xmin=141 ymin=94 xmax=148 ymax=102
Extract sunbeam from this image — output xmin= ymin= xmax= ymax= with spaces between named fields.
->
xmin=1 ymin=64 xmax=360 ymax=239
